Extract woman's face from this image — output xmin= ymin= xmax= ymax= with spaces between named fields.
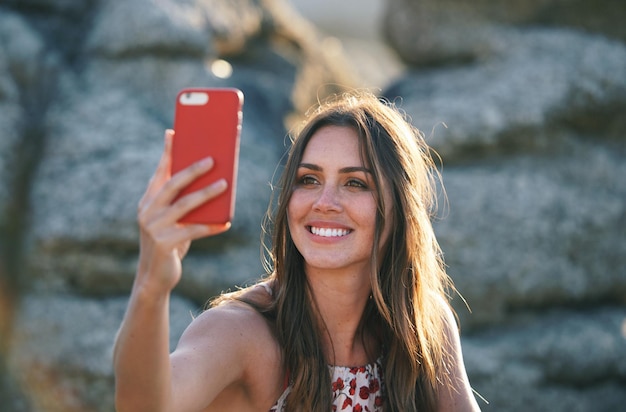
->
xmin=287 ymin=125 xmax=392 ymax=277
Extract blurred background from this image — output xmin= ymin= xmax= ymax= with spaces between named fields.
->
xmin=0 ymin=0 xmax=624 ymax=410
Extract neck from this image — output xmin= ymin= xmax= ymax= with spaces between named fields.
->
xmin=305 ymin=266 xmax=378 ymax=366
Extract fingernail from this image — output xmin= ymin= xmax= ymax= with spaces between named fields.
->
xmin=199 ymin=157 xmax=214 ymax=167
xmin=164 ymin=129 xmax=174 ymax=142
xmin=215 ymin=179 xmax=228 ymax=190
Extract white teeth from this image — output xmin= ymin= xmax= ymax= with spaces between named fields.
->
xmin=310 ymin=227 xmax=350 ymax=237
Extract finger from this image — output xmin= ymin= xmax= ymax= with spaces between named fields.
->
xmin=185 ymin=222 xmax=232 ymax=241
xmin=139 ymin=130 xmax=174 ymax=208
xmin=153 ymin=222 xmax=228 ymax=252
xmin=140 ymin=156 xmax=217 ymax=223
xmin=150 ymin=130 xmax=174 ymax=188
xmin=159 ymin=129 xmax=174 ymax=178
xmin=158 ymin=179 xmax=228 ymax=225
xmin=204 ymin=222 xmax=231 ymax=236
xmin=154 ymin=157 xmax=218 ymax=212
xmin=139 ymin=178 xmax=227 ymax=233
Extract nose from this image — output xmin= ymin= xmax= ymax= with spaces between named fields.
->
xmin=313 ymin=184 xmax=342 ymax=212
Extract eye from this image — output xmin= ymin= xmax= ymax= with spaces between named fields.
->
xmin=346 ymin=178 xmax=368 ymax=189
xmin=297 ymin=175 xmax=319 ymax=186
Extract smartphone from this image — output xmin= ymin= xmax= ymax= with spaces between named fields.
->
xmin=171 ymin=87 xmax=244 ymax=225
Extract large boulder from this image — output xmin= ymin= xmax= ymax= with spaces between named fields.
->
xmin=7 ymin=293 xmax=197 ymax=412
xmin=0 ymin=9 xmax=55 ymax=250
xmin=0 ymin=12 xmax=28 ymax=241
xmin=0 ymin=0 xmax=356 ymax=410
xmin=383 ymin=30 xmax=626 ymax=328
xmin=438 ymin=146 xmax=626 ymax=327
xmin=382 ymin=6 xmax=626 ymax=411
xmin=383 ymin=0 xmax=626 ymax=66
xmin=22 ymin=0 xmax=355 ymax=301
xmin=463 ymin=307 xmax=626 ymax=411
xmin=384 ymin=29 xmax=626 ymax=161
xmin=1 ymin=0 xmax=625 ymax=410
xmin=0 ymin=9 xmax=59 ymax=352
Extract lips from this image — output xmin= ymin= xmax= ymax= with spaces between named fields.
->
xmin=308 ymin=226 xmax=351 ymax=237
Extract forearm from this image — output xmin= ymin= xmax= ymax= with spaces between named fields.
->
xmin=113 ymin=282 xmax=173 ymax=412
xmin=112 ymin=128 xmax=228 ymax=411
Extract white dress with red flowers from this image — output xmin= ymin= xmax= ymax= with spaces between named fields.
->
xmin=269 ymin=357 xmax=385 ymax=411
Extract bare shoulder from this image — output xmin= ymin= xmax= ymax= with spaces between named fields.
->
xmin=437 ymin=295 xmax=460 ymax=337
xmin=178 ymin=282 xmax=280 ymax=367
xmin=179 ymin=294 xmax=276 ymax=351
xmin=435 ymin=295 xmax=482 ymax=412
xmin=167 ymin=288 xmax=282 ymax=411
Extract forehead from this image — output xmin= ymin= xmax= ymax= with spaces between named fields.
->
xmin=301 ymin=125 xmax=362 ymax=162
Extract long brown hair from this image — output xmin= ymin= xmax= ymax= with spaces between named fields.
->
xmin=214 ymin=91 xmax=456 ymax=411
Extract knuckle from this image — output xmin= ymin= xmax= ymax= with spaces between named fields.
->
xmin=137 ymin=198 xmax=148 ymax=214
xmin=137 ymin=204 xmax=154 ymax=226
xmin=137 ymin=215 xmax=149 ymax=230
xmin=202 ymin=184 xmax=217 ymax=195
xmin=190 ymin=162 xmax=202 ymax=173
xmin=162 ymin=178 xmax=178 ymax=193
xmin=141 ymin=222 xmax=156 ymax=239
xmin=176 ymin=194 xmax=195 ymax=211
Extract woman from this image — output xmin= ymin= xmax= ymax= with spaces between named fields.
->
xmin=113 ymin=91 xmax=480 ymax=411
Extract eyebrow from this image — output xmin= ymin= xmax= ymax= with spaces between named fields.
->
xmin=298 ymin=163 xmax=373 ymax=175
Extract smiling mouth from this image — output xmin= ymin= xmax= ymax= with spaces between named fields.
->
xmin=308 ymin=226 xmax=351 ymax=237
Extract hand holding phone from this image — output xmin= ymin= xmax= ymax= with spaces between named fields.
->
xmin=171 ymin=88 xmax=243 ymax=225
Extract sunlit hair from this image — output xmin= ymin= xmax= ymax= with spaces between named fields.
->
xmin=214 ymin=91 xmax=456 ymax=411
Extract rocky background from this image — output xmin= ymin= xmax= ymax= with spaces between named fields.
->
xmin=0 ymin=0 xmax=624 ymax=411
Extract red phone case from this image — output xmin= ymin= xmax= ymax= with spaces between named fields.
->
xmin=171 ymin=88 xmax=243 ymax=225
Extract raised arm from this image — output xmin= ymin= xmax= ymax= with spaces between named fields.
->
xmin=113 ymin=130 xmax=229 ymax=412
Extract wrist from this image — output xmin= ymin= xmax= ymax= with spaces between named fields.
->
xmin=130 ymin=278 xmax=171 ymax=307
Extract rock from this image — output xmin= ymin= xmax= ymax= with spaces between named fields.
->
xmin=381 ymin=8 xmax=626 ymax=408
xmin=383 ymin=0 xmax=626 ymax=66
xmin=1 ymin=0 xmax=625 ymax=410
xmin=6 ymin=292 xmax=198 ymax=412
xmin=463 ymin=307 xmax=626 ymax=411
xmin=24 ymin=0 xmax=355 ymax=300
xmin=26 ymin=55 xmax=289 ymax=298
xmin=1 ymin=0 xmax=96 ymax=14
xmin=438 ymin=144 xmax=626 ymax=327
xmin=0 ymin=8 xmax=58 ymax=294
xmin=0 ymin=13 xmax=24 ymax=219
xmin=1 ymin=1 xmax=357 ymax=407
xmin=384 ymin=29 xmax=626 ymax=161
xmin=382 ymin=29 xmax=626 ymax=328
xmin=86 ymin=0 xmax=214 ymax=58
xmin=0 ymin=10 xmax=51 ymax=210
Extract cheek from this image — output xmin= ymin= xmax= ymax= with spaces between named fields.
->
xmin=288 ymin=188 xmax=318 ymax=216
xmin=286 ymin=191 xmax=302 ymax=220
xmin=286 ymin=191 xmax=308 ymax=233
xmin=286 ymin=201 xmax=296 ymax=233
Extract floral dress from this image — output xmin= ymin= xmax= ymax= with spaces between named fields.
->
xmin=270 ymin=357 xmax=385 ymax=411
